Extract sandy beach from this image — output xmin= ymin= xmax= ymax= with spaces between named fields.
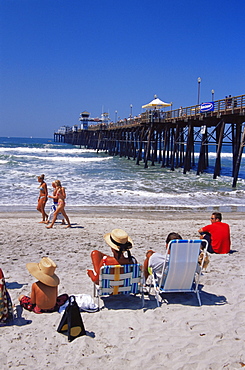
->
xmin=0 ymin=209 xmax=244 ymax=369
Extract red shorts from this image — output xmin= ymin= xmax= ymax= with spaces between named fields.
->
xmin=20 ymin=294 xmax=69 ymax=314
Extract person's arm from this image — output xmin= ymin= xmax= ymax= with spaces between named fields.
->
xmin=87 ymin=256 xmax=117 ymax=284
xmin=144 ymin=250 xmax=155 ymax=280
xmin=198 ymin=227 xmax=204 ymax=234
xmin=61 ymin=187 xmax=66 ymax=200
xmin=43 ymin=183 xmax=48 ymax=197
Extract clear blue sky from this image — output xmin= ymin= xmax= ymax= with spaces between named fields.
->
xmin=1 ymin=0 xmax=245 ymax=138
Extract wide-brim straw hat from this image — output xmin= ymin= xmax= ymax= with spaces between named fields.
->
xmin=26 ymin=257 xmax=60 ymax=287
xmin=104 ymin=229 xmax=133 ymax=251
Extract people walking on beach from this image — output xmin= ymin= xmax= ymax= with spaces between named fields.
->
xmin=198 ymin=212 xmax=231 ymax=254
xmin=37 ymin=174 xmax=48 ymax=222
xmin=143 ymin=232 xmax=182 ymax=281
xmin=46 ymin=180 xmax=71 ymax=229
xmin=45 ymin=182 xmax=65 ymax=225
xmin=87 ymin=228 xmax=137 ymax=285
xmin=18 ymin=257 xmax=68 ymax=313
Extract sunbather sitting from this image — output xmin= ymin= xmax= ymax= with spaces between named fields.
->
xmin=87 ymin=228 xmax=137 ymax=285
xmin=144 ymin=232 xmax=182 ymax=282
xmin=18 ymin=257 xmax=68 ymax=314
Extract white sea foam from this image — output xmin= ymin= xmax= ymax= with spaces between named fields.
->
xmin=0 ymin=138 xmax=245 ymax=209
xmin=0 ymin=147 xmax=95 ymax=154
xmin=10 ymin=154 xmax=111 ymax=163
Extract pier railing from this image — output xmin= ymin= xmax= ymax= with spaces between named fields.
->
xmin=87 ymin=94 xmax=245 ymax=129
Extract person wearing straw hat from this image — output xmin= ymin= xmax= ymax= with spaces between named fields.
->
xmin=87 ymin=228 xmax=137 ymax=285
xmin=18 ymin=257 xmax=68 ymax=314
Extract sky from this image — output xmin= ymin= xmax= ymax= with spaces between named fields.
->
xmin=1 ymin=0 xmax=245 ymax=138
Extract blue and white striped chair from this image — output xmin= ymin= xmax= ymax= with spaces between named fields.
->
xmin=94 ymin=263 xmax=144 ymax=309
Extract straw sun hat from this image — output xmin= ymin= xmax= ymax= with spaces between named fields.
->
xmin=104 ymin=229 xmax=133 ymax=251
xmin=26 ymin=257 xmax=60 ymax=287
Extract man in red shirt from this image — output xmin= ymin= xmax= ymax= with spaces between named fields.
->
xmin=198 ymin=212 xmax=231 ymax=254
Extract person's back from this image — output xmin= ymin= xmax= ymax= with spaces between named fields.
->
xmin=202 ymin=221 xmax=230 ymax=254
xmin=199 ymin=213 xmax=230 ymax=254
xmin=31 ymin=281 xmax=58 ymax=310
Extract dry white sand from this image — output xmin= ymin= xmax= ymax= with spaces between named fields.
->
xmin=0 ymin=209 xmax=244 ymax=369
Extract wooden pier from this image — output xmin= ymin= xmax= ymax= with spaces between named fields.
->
xmin=54 ymin=94 xmax=245 ymax=187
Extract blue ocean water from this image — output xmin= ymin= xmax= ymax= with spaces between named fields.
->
xmin=0 ymin=137 xmax=244 ymax=212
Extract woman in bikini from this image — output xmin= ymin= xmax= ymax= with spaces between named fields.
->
xmin=87 ymin=228 xmax=137 ymax=285
xmin=45 ymin=182 xmax=65 ymax=225
xmin=46 ymin=180 xmax=71 ymax=228
xmin=37 ymin=174 xmax=48 ymax=222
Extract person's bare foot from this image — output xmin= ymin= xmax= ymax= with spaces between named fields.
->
xmin=46 ymin=225 xmax=53 ymax=229
xmin=65 ymin=225 xmax=71 ymax=228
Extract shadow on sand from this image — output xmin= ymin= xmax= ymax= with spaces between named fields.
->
xmin=99 ymin=286 xmax=227 ymax=311
xmin=2 ymin=305 xmax=32 ymax=327
xmin=148 ymin=286 xmax=227 ymax=308
xmin=6 ymin=281 xmax=28 ymax=289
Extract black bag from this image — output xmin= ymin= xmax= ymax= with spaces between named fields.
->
xmin=57 ymin=295 xmax=86 ymax=342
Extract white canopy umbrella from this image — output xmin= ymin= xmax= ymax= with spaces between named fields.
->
xmin=142 ymin=95 xmax=172 ymax=109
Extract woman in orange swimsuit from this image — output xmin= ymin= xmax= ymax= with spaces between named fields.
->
xmin=46 ymin=180 xmax=71 ymax=228
xmin=36 ymin=174 xmax=48 ymax=222
xmin=87 ymin=228 xmax=137 ymax=285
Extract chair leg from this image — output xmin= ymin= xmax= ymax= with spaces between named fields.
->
xmin=155 ymin=290 xmax=161 ymax=307
xmin=196 ymin=290 xmax=201 ymax=306
xmin=148 ymin=275 xmax=153 ymax=295
xmin=93 ymin=283 xmax=101 ymax=310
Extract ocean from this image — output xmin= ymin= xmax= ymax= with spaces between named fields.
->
xmin=0 ymin=137 xmax=244 ymax=212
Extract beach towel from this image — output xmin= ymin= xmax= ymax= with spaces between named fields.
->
xmin=59 ymin=294 xmax=98 ymax=313
xmin=20 ymin=293 xmax=69 ymax=314
xmin=47 ymin=203 xmax=64 ymax=222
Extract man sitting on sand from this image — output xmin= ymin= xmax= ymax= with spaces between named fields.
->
xmin=144 ymin=232 xmax=182 ymax=282
xmin=198 ymin=212 xmax=231 ymax=254
xmin=19 ymin=257 xmax=68 ymax=313
xmin=87 ymin=228 xmax=137 ymax=285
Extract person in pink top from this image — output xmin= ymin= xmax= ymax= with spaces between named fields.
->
xmin=198 ymin=212 xmax=231 ymax=254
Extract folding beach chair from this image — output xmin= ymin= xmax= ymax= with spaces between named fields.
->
xmin=93 ymin=263 xmax=144 ymax=310
xmin=149 ymin=239 xmax=208 ymax=307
